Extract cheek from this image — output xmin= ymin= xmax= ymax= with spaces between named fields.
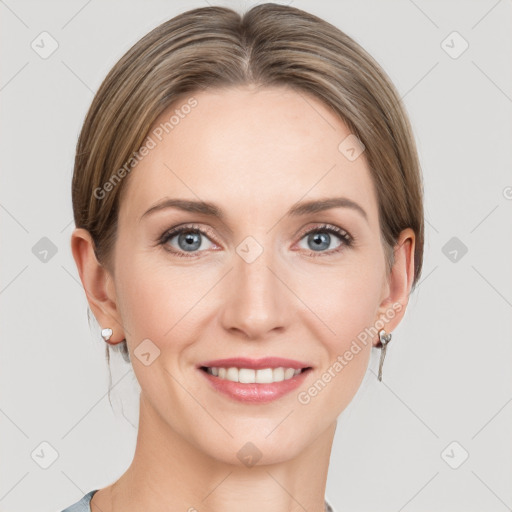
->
xmin=114 ymin=250 xmax=211 ymax=348
xmin=296 ymin=257 xmax=383 ymax=342
xmin=291 ymin=256 xmax=383 ymax=395
xmin=115 ymin=234 xmax=385 ymax=359
xmin=297 ymin=272 xmax=379 ymax=412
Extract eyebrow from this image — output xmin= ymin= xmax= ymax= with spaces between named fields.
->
xmin=140 ymin=197 xmax=368 ymax=223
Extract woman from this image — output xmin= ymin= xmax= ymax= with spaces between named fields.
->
xmin=63 ymin=3 xmax=423 ymax=511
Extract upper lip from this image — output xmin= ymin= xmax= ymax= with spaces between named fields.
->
xmin=197 ymin=357 xmax=312 ymax=370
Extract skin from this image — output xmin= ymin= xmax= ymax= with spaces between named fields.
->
xmin=72 ymin=84 xmax=415 ymax=512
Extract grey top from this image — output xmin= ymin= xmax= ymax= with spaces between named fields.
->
xmin=61 ymin=489 xmax=336 ymax=511
xmin=61 ymin=490 xmax=98 ymax=511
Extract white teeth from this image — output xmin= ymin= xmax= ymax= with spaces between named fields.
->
xmin=239 ymin=368 xmax=256 ymax=383
xmin=226 ymin=367 xmax=238 ymax=382
xmin=205 ymin=366 xmax=304 ymax=383
xmin=273 ymin=367 xmax=285 ymax=382
xmin=285 ymin=368 xmax=296 ymax=379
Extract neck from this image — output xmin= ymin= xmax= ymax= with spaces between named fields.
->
xmin=106 ymin=393 xmax=337 ymax=512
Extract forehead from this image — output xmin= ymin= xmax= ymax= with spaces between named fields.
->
xmin=119 ymin=85 xmax=379 ymax=227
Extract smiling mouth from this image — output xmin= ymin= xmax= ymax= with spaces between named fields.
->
xmin=200 ymin=366 xmax=312 ymax=384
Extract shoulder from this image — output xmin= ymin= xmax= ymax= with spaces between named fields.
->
xmin=60 ymin=490 xmax=98 ymax=512
xmin=61 ymin=490 xmax=334 ymax=511
xmin=325 ymin=496 xmax=339 ymax=512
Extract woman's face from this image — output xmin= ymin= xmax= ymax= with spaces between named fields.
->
xmin=109 ymin=85 xmax=401 ymax=464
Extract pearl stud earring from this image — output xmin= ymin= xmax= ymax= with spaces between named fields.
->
xmin=101 ymin=328 xmax=113 ymax=342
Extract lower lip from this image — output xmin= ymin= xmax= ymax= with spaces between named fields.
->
xmin=198 ymin=368 xmax=312 ymax=403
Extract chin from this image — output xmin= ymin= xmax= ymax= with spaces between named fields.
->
xmin=196 ymin=428 xmax=309 ymax=468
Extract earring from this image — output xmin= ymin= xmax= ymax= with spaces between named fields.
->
xmin=377 ymin=329 xmax=392 ymax=382
xmin=101 ymin=327 xmax=113 ymax=342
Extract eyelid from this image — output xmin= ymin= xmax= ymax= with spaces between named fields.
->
xmin=295 ymin=223 xmax=352 ymax=242
xmin=158 ymin=222 xmax=354 ymax=257
xmin=292 ymin=223 xmax=354 ymax=257
xmin=158 ymin=223 xmax=220 ymax=252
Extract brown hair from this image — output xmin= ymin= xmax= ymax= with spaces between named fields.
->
xmin=72 ymin=3 xmax=424 ymax=363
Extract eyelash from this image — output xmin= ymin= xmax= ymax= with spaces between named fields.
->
xmin=158 ymin=223 xmax=354 ymax=258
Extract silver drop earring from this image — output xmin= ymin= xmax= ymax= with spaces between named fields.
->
xmin=101 ymin=327 xmax=113 ymax=342
xmin=377 ymin=329 xmax=392 ymax=382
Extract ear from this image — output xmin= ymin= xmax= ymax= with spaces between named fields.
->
xmin=373 ymin=228 xmax=416 ymax=347
xmin=70 ymin=228 xmax=125 ymax=344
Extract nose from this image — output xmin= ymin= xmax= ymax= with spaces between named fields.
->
xmin=219 ymin=245 xmax=290 ymax=340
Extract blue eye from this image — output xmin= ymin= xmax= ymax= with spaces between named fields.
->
xmin=297 ymin=225 xmax=353 ymax=257
xmin=159 ymin=224 xmax=216 ymax=257
xmin=159 ymin=223 xmax=353 ymax=258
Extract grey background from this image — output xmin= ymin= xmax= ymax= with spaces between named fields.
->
xmin=1 ymin=0 xmax=511 ymax=511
